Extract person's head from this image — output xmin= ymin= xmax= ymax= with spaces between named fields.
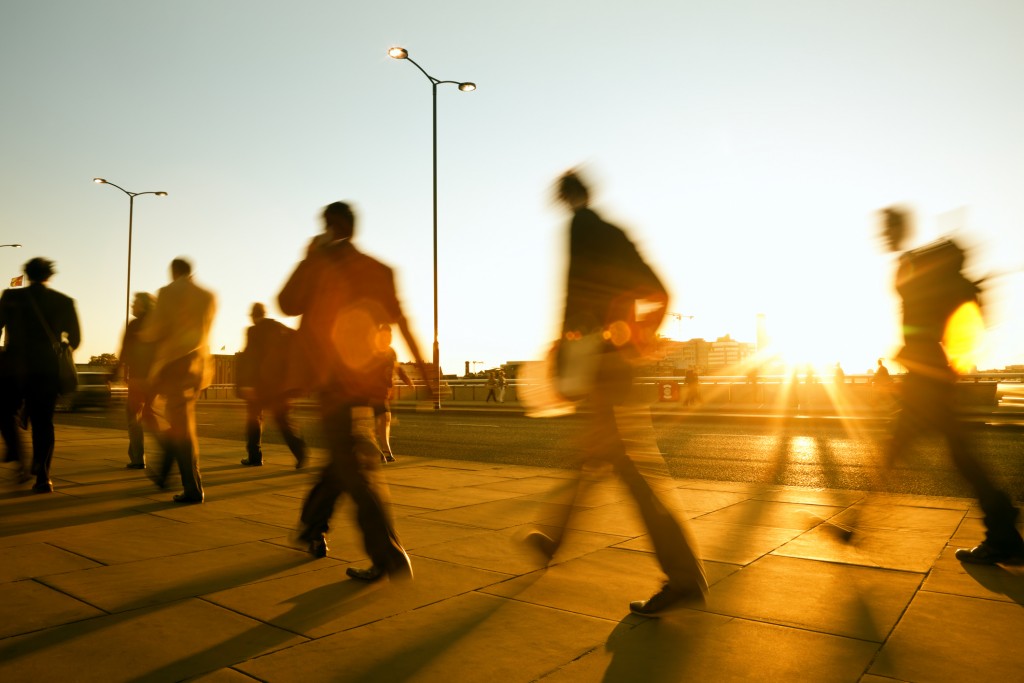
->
xmin=170 ymin=257 xmax=192 ymax=280
xmin=131 ymin=292 xmax=156 ymax=319
xmin=556 ymin=170 xmax=590 ymax=210
xmin=251 ymin=302 xmax=266 ymax=323
xmin=879 ymin=206 xmax=911 ymax=253
xmin=323 ymin=202 xmax=355 ymax=241
xmin=877 ymin=358 xmax=885 ymax=367
xmin=24 ymin=257 xmax=55 ymax=284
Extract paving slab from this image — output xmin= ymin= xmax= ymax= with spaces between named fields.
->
xmin=236 ymin=591 xmax=616 ymax=683
xmin=921 ymin=545 xmax=1024 ymax=603
xmin=482 ymin=547 xmax=738 ymax=622
xmin=701 ymin=554 xmax=922 ymax=641
xmin=539 ymin=609 xmax=879 ymax=683
xmin=773 ymin=521 xmax=951 ymax=573
xmin=0 ymin=579 xmax=104 ymax=638
xmin=0 ymin=598 xmax=306 ymax=683
xmin=870 ymin=590 xmax=1024 ymax=682
xmin=695 ymin=498 xmax=845 ymax=530
xmin=205 ymin=556 xmax=512 ymax=639
xmin=619 ymin=517 xmax=803 ymax=566
xmin=0 ymin=542 xmax=102 ymax=581
xmin=40 ymin=541 xmax=319 ymax=612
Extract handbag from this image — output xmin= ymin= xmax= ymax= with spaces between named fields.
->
xmin=553 ymin=333 xmax=604 ymax=401
xmin=27 ymin=291 xmax=78 ymax=395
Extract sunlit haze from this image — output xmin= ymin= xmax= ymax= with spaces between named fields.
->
xmin=3 ymin=1 xmax=1023 ymax=376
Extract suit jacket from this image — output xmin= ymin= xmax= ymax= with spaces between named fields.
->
xmin=139 ymin=275 xmax=217 ymax=390
xmin=238 ymin=317 xmax=294 ymax=399
xmin=279 ymin=239 xmax=401 ymax=399
xmin=0 ymin=283 xmax=81 ymax=378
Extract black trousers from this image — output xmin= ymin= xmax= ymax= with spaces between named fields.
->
xmin=245 ymin=396 xmax=306 ymax=464
xmin=887 ymin=372 xmax=1021 ymax=550
xmin=300 ymin=395 xmax=407 ymax=571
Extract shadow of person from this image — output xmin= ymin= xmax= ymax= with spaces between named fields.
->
xmin=601 ymin=614 xmax=704 ymax=682
xmin=962 ymin=561 xmax=1024 ymax=606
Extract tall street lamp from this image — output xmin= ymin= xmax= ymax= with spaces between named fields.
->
xmin=93 ymin=178 xmax=167 ymax=336
xmin=388 ymin=46 xmax=475 ymax=409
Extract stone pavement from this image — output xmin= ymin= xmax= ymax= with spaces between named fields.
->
xmin=1 ymin=424 xmax=1022 ymax=682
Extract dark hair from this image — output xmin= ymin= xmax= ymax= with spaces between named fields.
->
xmin=251 ymin=302 xmax=266 ymax=318
xmin=323 ymin=201 xmax=356 ymax=240
xmin=24 ymin=257 xmax=55 ymax=283
xmin=558 ymin=171 xmax=589 ymax=202
xmin=170 ymin=258 xmax=192 ymax=278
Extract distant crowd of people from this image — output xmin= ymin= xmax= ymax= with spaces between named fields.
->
xmin=1 ymin=171 xmax=1019 ymax=616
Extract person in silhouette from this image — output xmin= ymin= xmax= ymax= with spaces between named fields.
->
xmin=237 ymin=303 xmax=307 ymax=468
xmin=880 ymin=206 xmax=1022 ymax=564
xmin=139 ymin=258 xmax=217 ymax=504
xmin=527 ymin=171 xmax=707 ymax=615
xmin=114 ymin=292 xmax=158 ymax=470
xmin=279 ymin=201 xmax=432 ymax=581
xmin=369 ymin=323 xmax=411 ymax=464
xmin=0 ymin=257 xmax=80 ymax=492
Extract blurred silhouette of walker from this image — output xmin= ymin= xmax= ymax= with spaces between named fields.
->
xmin=0 ymin=257 xmax=81 ymax=493
xmin=113 ymin=291 xmax=157 ymax=470
xmin=526 ymin=171 xmax=707 ymax=616
xmin=879 ymin=207 xmax=1022 ymax=564
xmin=236 ymin=302 xmax=307 ymax=468
xmin=279 ymin=201 xmax=432 ymax=582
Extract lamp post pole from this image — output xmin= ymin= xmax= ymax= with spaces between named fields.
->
xmin=93 ymin=178 xmax=167 ymax=336
xmin=388 ymin=46 xmax=475 ymax=409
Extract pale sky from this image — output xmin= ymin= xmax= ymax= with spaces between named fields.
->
xmin=3 ymin=0 xmax=1023 ymax=376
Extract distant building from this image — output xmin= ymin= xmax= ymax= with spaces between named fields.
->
xmin=659 ymin=338 xmax=712 ymax=374
xmin=706 ymin=335 xmax=755 ymax=375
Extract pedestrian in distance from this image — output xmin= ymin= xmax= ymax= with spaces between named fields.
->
xmin=279 ymin=201 xmax=433 ymax=582
xmin=369 ymin=323 xmax=412 ymax=464
xmin=113 ymin=292 xmax=158 ymax=470
xmin=0 ymin=257 xmax=81 ymax=493
xmin=484 ymin=371 xmax=498 ymax=403
xmin=236 ymin=302 xmax=307 ymax=468
xmin=139 ymin=257 xmax=217 ymax=504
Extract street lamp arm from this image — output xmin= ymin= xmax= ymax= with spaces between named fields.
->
xmin=94 ymin=178 xmax=132 ymax=196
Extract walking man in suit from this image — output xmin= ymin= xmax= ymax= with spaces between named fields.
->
xmin=0 ymin=257 xmax=80 ymax=492
xmin=140 ymin=258 xmax=217 ymax=504
xmin=237 ymin=302 xmax=307 ymax=468
xmin=279 ymin=201 xmax=431 ymax=581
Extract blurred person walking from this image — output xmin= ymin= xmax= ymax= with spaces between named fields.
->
xmin=527 ymin=171 xmax=707 ymax=615
xmin=370 ymin=324 xmax=411 ymax=464
xmin=0 ymin=257 xmax=81 ymax=492
xmin=237 ymin=303 xmax=307 ymax=468
xmin=113 ymin=292 xmax=158 ymax=470
xmin=484 ymin=371 xmax=498 ymax=403
xmin=879 ymin=207 xmax=1023 ymax=564
xmin=140 ymin=258 xmax=216 ymax=504
xmin=279 ymin=201 xmax=431 ymax=581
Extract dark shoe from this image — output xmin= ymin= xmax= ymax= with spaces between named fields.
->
xmin=955 ymin=542 xmax=1024 ymax=565
xmin=525 ymin=530 xmax=558 ymax=561
xmin=172 ymin=493 xmax=203 ymax=504
xmin=32 ymin=480 xmax=54 ymax=493
xmin=295 ymin=451 xmax=308 ymax=469
xmin=126 ymin=463 xmax=146 ymax=470
xmin=149 ymin=474 xmax=167 ymax=490
xmin=308 ymin=536 xmax=328 ymax=559
xmin=240 ymin=459 xmax=263 ymax=467
xmin=346 ymin=565 xmax=385 ymax=582
xmin=629 ymin=583 xmax=705 ymax=616
xmin=384 ymin=453 xmax=396 ymax=463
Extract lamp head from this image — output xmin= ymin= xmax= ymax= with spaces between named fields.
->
xmin=388 ymin=46 xmax=408 ymax=59
xmin=155 ymin=191 xmax=168 ymax=197
xmin=458 ymin=82 xmax=476 ymax=92
xmin=93 ymin=178 xmax=107 ymax=184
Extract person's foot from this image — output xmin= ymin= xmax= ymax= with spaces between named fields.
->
xmin=629 ymin=583 xmax=705 ymax=616
xmin=125 ymin=463 xmax=146 ymax=470
xmin=525 ymin=530 xmax=558 ymax=561
xmin=384 ymin=453 xmax=396 ymax=463
xmin=32 ymin=480 xmax=53 ymax=493
xmin=172 ymin=493 xmax=203 ymax=504
xmin=16 ymin=466 xmax=33 ymax=484
xmin=295 ymin=451 xmax=308 ymax=469
xmin=955 ymin=541 xmax=1024 ymax=565
xmin=346 ymin=549 xmax=413 ymax=582
xmin=149 ymin=473 xmax=167 ymax=490
xmin=307 ymin=535 xmax=328 ymax=559
xmin=240 ymin=459 xmax=263 ymax=467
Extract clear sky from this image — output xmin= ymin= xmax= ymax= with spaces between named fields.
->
xmin=3 ymin=1 xmax=1023 ymax=376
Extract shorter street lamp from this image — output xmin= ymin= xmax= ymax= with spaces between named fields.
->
xmin=93 ymin=178 xmax=167 ymax=334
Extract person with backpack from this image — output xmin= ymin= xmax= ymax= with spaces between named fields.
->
xmin=237 ymin=302 xmax=307 ymax=468
xmin=880 ymin=207 xmax=1023 ymax=564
